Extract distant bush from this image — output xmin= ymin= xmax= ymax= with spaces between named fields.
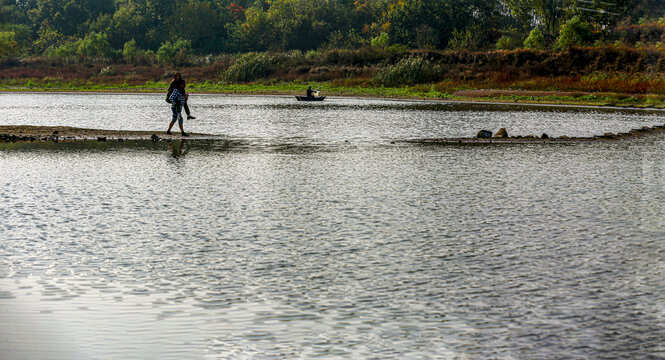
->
xmin=373 ymin=56 xmax=442 ymax=86
xmin=612 ymin=20 xmax=665 ymax=48
xmin=78 ymin=32 xmax=113 ymax=59
xmin=122 ymin=39 xmax=155 ymax=65
xmin=323 ymin=29 xmax=367 ymax=50
xmin=223 ymin=52 xmax=274 ymax=82
xmin=54 ymin=41 xmax=79 ymax=58
xmin=523 ymin=28 xmax=546 ymax=50
xmin=287 ymin=49 xmax=305 ymax=63
xmin=157 ymin=40 xmax=192 ymax=66
xmin=371 ymin=32 xmax=390 ymax=48
xmin=305 ymin=50 xmax=321 ymax=63
xmin=555 ymin=16 xmax=594 ymax=51
xmin=448 ymin=25 xmax=482 ymax=51
xmin=496 ymin=35 xmax=522 ymax=50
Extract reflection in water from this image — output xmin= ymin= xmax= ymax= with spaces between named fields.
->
xmin=168 ymin=140 xmax=187 ymax=158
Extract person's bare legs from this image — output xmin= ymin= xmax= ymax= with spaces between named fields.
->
xmin=166 ymin=120 xmax=176 ymax=134
xmin=179 ymin=122 xmax=188 ymax=136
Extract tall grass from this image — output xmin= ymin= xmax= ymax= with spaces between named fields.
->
xmin=222 ymin=52 xmax=275 ymax=82
xmin=372 ymin=57 xmax=442 ymax=86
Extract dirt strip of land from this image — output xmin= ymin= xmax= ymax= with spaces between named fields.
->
xmin=0 ymin=125 xmax=222 ymax=141
xmin=2 ymin=124 xmax=665 ymax=144
xmin=405 ymin=123 xmax=665 ymax=144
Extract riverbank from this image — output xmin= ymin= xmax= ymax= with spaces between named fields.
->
xmin=5 ymin=47 xmax=665 ymax=107
xmin=3 ymin=80 xmax=665 ymax=108
xmin=6 ymin=71 xmax=665 ymax=108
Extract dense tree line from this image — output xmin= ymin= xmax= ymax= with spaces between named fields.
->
xmin=1 ymin=0 xmax=665 ymax=63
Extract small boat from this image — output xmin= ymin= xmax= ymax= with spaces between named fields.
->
xmin=295 ymin=95 xmax=326 ymax=101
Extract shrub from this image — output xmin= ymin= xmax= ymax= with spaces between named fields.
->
xmin=523 ymin=28 xmax=546 ymax=50
xmin=78 ymin=32 xmax=113 ymax=59
xmin=555 ymin=16 xmax=594 ymax=51
xmin=448 ymin=25 xmax=482 ymax=51
xmin=45 ymin=40 xmax=80 ymax=63
xmin=122 ymin=39 xmax=140 ymax=59
xmin=496 ymin=35 xmax=522 ymax=50
xmin=223 ymin=52 xmax=274 ymax=82
xmin=373 ymin=56 xmax=442 ymax=86
xmin=157 ymin=40 xmax=192 ymax=66
xmin=371 ymin=32 xmax=390 ymax=48
xmin=323 ymin=29 xmax=367 ymax=50
xmin=122 ymin=39 xmax=155 ymax=65
xmin=305 ymin=50 xmax=321 ymax=63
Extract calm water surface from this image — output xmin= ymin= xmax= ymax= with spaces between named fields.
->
xmin=1 ymin=93 xmax=665 ymax=359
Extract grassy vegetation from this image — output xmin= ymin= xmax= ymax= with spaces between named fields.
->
xmin=4 ymin=47 xmax=665 ymax=108
xmin=4 ymin=77 xmax=665 ymax=108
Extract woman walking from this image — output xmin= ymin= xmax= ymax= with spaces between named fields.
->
xmin=166 ymin=72 xmax=195 ymax=120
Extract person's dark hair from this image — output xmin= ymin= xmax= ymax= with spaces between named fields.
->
xmin=173 ymin=72 xmax=182 ymax=81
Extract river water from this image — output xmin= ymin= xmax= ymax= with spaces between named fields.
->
xmin=1 ymin=93 xmax=665 ymax=359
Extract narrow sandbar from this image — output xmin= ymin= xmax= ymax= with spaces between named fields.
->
xmin=0 ymin=125 xmax=223 ymax=141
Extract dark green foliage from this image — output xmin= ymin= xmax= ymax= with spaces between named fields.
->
xmin=3 ymin=0 xmax=665 ymax=61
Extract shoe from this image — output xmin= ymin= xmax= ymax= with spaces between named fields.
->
xmin=166 ymin=131 xmax=172 ymax=135
xmin=187 ymin=115 xmax=196 ymax=120
xmin=181 ymin=132 xmax=189 ymax=137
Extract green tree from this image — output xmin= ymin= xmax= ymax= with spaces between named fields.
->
xmin=503 ymin=0 xmax=576 ymax=35
xmin=228 ymin=7 xmax=276 ymax=51
xmin=0 ymin=24 xmax=32 ymax=55
xmin=386 ymin=0 xmax=501 ymax=49
xmin=0 ymin=31 xmax=18 ymax=60
xmin=34 ymin=26 xmax=64 ymax=54
xmin=170 ymin=1 xmax=229 ymax=54
xmin=229 ymin=0 xmax=361 ymax=51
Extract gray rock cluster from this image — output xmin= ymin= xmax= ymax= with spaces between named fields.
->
xmin=0 ymin=132 xmax=60 ymax=142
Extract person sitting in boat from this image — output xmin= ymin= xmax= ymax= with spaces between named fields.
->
xmin=306 ymin=86 xmax=314 ymax=97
